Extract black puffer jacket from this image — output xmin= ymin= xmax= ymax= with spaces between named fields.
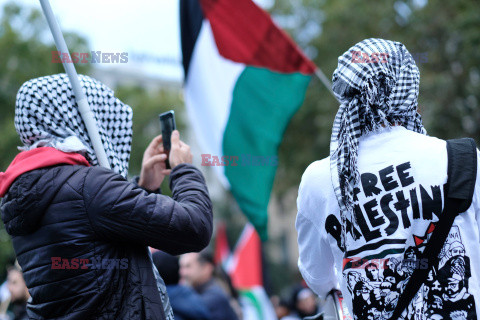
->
xmin=1 ymin=163 xmax=213 ymax=320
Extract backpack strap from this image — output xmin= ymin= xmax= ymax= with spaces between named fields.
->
xmin=389 ymin=138 xmax=477 ymax=320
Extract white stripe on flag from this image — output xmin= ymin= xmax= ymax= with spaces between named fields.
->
xmin=184 ymin=20 xmax=245 ymax=187
xmin=240 ymin=286 xmax=278 ymax=320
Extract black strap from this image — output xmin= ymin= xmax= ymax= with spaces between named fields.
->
xmin=390 ymin=138 xmax=477 ymax=320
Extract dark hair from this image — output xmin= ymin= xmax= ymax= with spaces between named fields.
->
xmin=383 ymin=268 xmax=397 ymax=282
xmin=365 ymin=262 xmax=379 ymax=281
xmin=353 ymin=281 xmax=366 ymax=295
xmin=197 ymin=249 xmax=215 ymax=266
xmin=152 ymin=251 xmax=180 ymax=285
xmin=365 ymin=262 xmax=378 ymax=270
xmin=404 ymin=246 xmax=419 ymax=259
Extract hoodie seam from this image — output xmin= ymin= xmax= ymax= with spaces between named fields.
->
xmin=30 ymin=175 xmax=40 ymax=232
xmin=81 ymin=168 xmax=102 ymax=299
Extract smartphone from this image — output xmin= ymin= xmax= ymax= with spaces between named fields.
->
xmin=159 ymin=110 xmax=176 ymax=169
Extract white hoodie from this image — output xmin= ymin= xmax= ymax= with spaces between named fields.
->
xmin=296 ymin=126 xmax=480 ymax=320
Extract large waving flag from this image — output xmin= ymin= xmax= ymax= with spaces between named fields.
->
xmin=228 ymin=223 xmax=277 ymax=320
xmin=180 ymin=0 xmax=316 ymax=240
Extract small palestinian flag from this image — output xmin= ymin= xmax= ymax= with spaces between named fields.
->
xmin=229 ymin=223 xmax=277 ymax=320
xmin=213 ymin=221 xmax=231 ymax=269
xmin=180 ymin=0 xmax=316 ymax=240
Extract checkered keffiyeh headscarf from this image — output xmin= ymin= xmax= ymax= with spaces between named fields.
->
xmin=15 ymin=74 xmax=133 ymax=177
xmin=330 ymin=38 xmax=426 ymax=249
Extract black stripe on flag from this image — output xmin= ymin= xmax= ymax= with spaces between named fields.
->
xmin=180 ymin=0 xmax=204 ymax=80
xmin=346 ymin=238 xmax=407 ymax=257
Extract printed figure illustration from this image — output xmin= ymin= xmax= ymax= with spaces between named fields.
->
xmin=342 ymin=225 xmax=477 ymax=320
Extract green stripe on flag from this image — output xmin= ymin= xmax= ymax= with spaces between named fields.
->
xmin=241 ymin=290 xmax=263 ymax=319
xmin=223 ymin=66 xmax=311 ymax=240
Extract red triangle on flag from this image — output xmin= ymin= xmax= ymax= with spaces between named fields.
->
xmin=229 ymin=224 xmax=263 ymax=289
xmin=414 ymin=235 xmax=424 ymax=246
xmin=427 ymin=222 xmax=435 ymax=234
xmin=342 ymin=258 xmax=354 ymax=271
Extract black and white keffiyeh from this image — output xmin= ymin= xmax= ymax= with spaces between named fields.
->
xmin=15 ymin=74 xmax=133 ymax=177
xmin=330 ymin=38 xmax=426 ymax=249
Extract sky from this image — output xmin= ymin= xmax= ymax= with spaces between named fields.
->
xmin=0 ymin=0 xmax=273 ymax=83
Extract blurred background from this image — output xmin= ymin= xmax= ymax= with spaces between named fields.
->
xmin=0 ymin=0 xmax=479 ymax=307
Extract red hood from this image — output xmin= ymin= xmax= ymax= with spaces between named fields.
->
xmin=0 ymin=147 xmax=90 ymax=197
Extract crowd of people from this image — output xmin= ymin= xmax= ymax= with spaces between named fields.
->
xmin=0 ymin=253 xmax=321 ymax=320
xmin=151 ymin=249 xmax=322 ymax=320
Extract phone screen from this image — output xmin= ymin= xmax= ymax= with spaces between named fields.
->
xmin=159 ymin=110 xmax=176 ymax=169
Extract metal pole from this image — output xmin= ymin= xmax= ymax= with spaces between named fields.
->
xmin=39 ymin=0 xmax=111 ymax=169
xmin=315 ymin=68 xmax=336 ymax=99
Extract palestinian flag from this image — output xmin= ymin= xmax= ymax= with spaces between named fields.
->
xmin=229 ymin=223 xmax=277 ymax=320
xmin=213 ymin=221 xmax=231 ymax=269
xmin=180 ymin=0 xmax=316 ymax=240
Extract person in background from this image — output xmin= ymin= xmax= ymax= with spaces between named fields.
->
xmin=152 ymin=250 xmax=211 ymax=320
xmin=179 ymin=251 xmax=239 ymax=320
xmin=211 ymin=264 xmax=242 ymax=319
xmin=6 ymin=266 xmax=29 ymax=320
xmin=271 ymin=295 xmax=291 ymax=320
xmin=293 ymin=287 xmax=319 ymax=319
xmin=280 ymin=285 xmax=319 ymax=320
xmin=0 ymin=277 xmax=11 ymax=320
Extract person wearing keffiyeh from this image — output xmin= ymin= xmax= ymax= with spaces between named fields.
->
xmin=329 ymin=38 xmax=426 ymax=250
xmin=0 ymin=74 xmax=214 ymax=320
xmin=296 ymin=39 xmax=480 ymax=320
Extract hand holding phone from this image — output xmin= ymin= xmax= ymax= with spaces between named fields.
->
xmin=169 ymin=131 xmax=193 ymax=168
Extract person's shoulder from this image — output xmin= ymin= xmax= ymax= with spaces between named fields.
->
xmin=203 ymin=281 xmax=226 ymax=295
xmin=201 ymin=281 xmax=238 ymax=318
xmin=297 ymin=157 xmax=336 ymax=222
xmin=168 ymin=284 xmax=196 ymax=297
xmin=299 ymin=157 xmax=333 ymax=203
xmin=80 ymin=165 xmax=122 ymax=176
xmin=72 ymin=166 xmax=132 ymax=206
xmin=80 ymin=165 xmax=128 ymax=185
xmin=401 ymin=129 xmax=446 ymax=150
xmin=300 ymin=157 xmax=331 ymax=190
xmin=36 ymin=165 xmax=104 ymax=195
xmin=200 ymin=281 xmax=230 ymax=303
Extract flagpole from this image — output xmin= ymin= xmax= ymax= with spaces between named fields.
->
xmin=315 ymin=68 xmax=336 ymax=99
xmin=39 ymin=0 xmax=111 ymax=169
